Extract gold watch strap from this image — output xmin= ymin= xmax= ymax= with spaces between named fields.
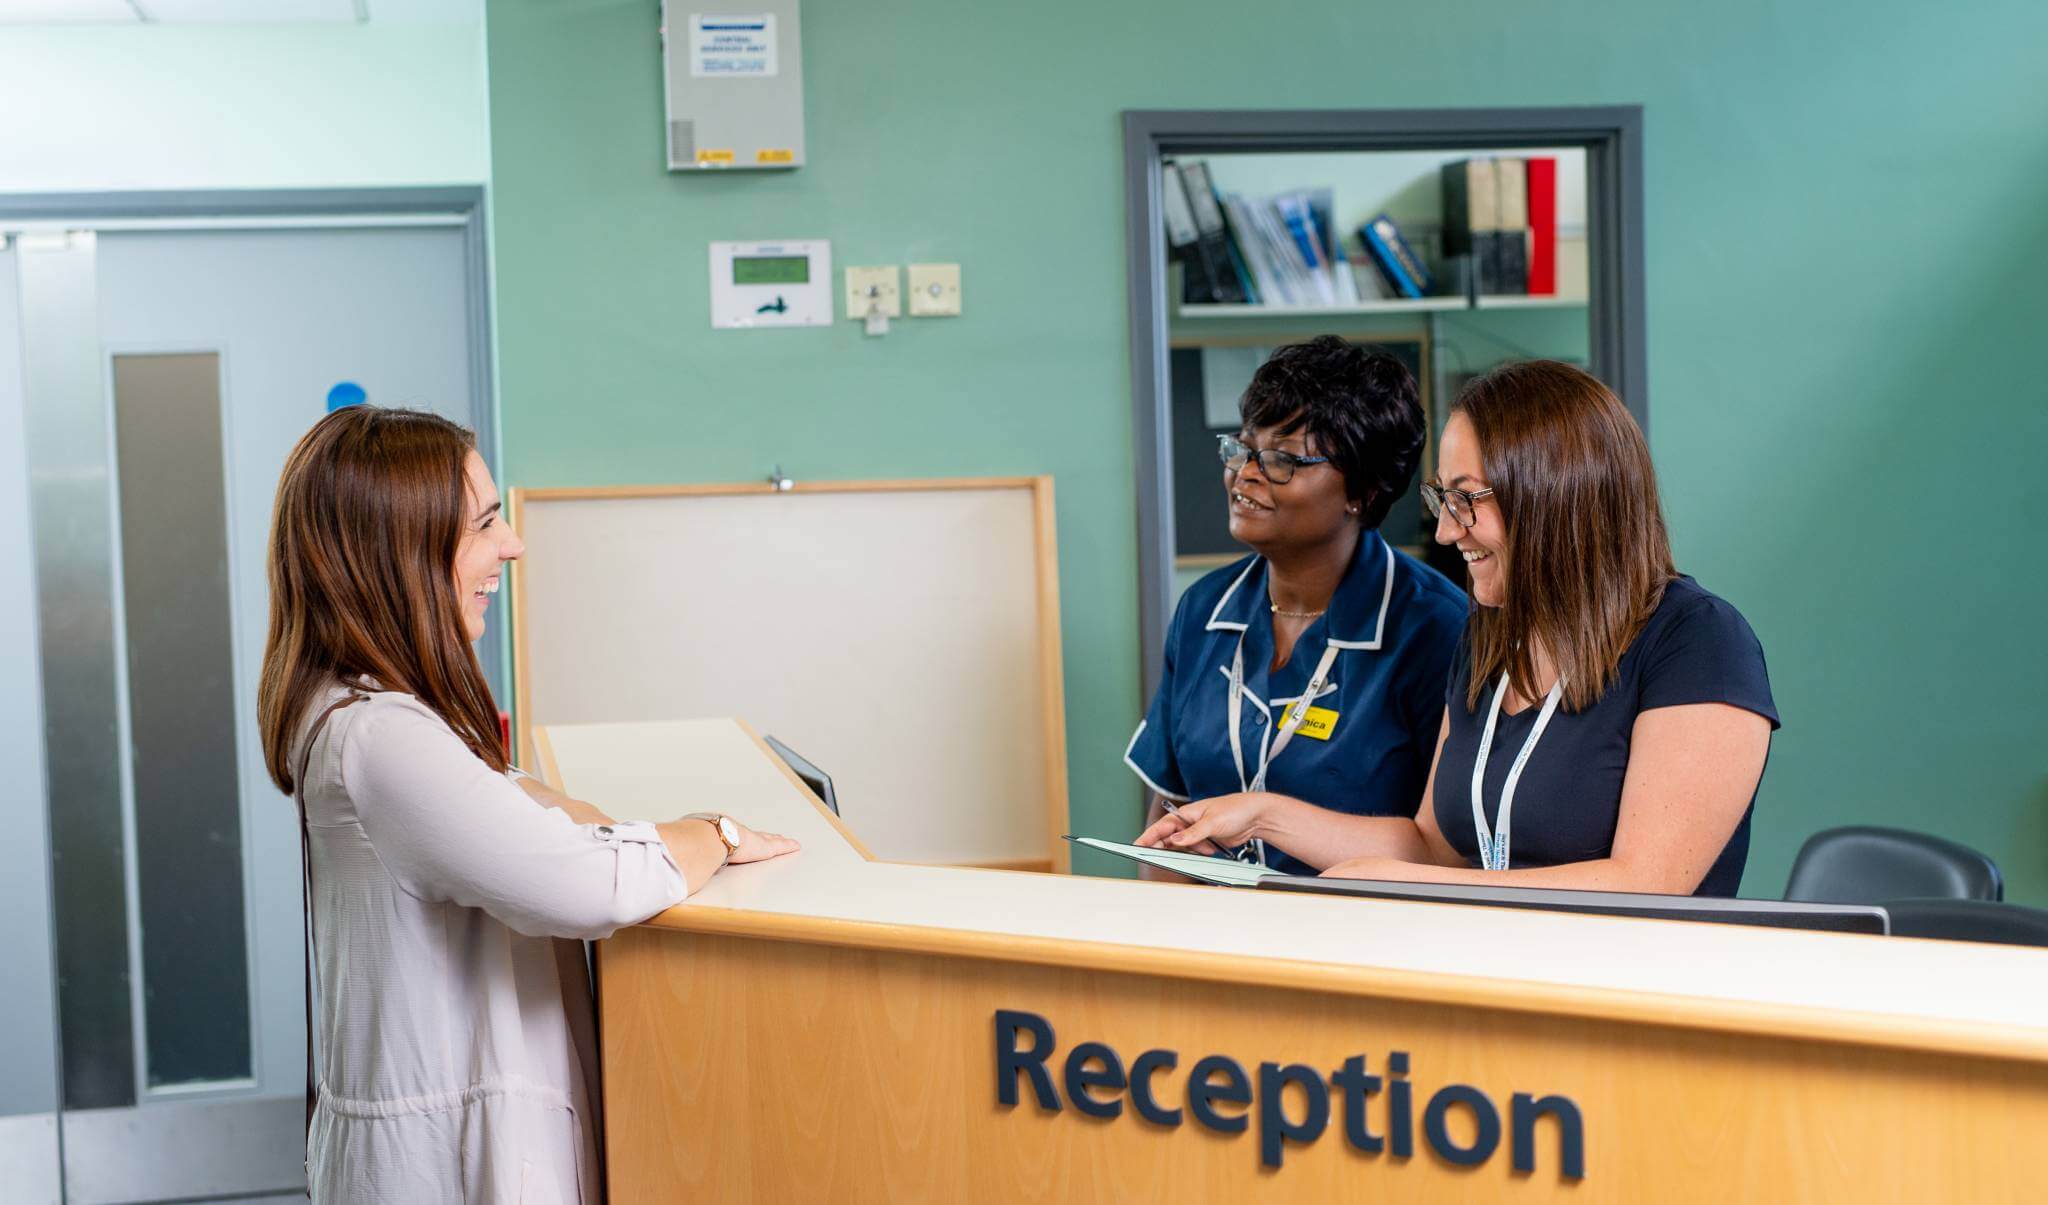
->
xmin=683 ymin=812 xmax=740 ymax=855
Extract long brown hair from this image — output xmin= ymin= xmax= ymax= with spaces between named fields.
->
xmin=1456 ymin=361 xmax=1676 ymax=713
xmin=258 ymin=406 xmax=508 ymax=793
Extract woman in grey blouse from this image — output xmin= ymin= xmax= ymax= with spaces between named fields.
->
xmin=257 ymin=406 xmax=798 ymax=1203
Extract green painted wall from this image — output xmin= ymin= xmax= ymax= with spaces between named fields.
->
xmin=486 ymin=0 xmax=2048 ymax=897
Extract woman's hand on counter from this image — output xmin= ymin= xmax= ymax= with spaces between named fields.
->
xmin=726 ymin=821 xmax=800 ymax=865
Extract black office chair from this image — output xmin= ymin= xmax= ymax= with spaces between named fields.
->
xmin=1782 ymin=826 xmax=2002 ymax=904
xmin=1883 ymin=899 xmax=2048 ymax=948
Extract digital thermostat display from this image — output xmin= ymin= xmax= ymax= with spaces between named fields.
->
xmin=708 ymin=239 xmax=830 ymax=329
xmin=733 ymin=255 xmax=810 ymax=286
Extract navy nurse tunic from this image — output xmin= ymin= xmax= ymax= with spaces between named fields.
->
xmin=1125 ymin=529 xmax=1467 ymax=875
xmin=1432 ymin=576 xmax=1778 ymax=896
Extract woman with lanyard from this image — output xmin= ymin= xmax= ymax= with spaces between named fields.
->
xmin=1142 ymin=360 xmax=1777 ymax=896
xmin=1124 ymin=337 xmax=1467 ymax=876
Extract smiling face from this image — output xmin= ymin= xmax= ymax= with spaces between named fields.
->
xmin=452 ymin=450 xmax=522 ymax=642
xmin=1224 ymin=416 xmax=1358 ymax=555
xmin=1432 ymin=411 xmax=1508 ymax=607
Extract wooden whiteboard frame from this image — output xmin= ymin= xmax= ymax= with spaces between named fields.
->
xmin=507 ymin=476 xmax=1073 ymax=872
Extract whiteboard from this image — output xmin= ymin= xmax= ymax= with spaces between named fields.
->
xmin=509 ymin=478 xmax=1069 ymax=869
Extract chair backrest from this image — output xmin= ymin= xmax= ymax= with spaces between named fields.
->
xmin=1884 ymin=898 xmax=2048 ymax=948
xmin=1782 ymin=826 xmax=2002 ymax=904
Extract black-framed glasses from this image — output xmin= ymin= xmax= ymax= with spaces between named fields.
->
xmin=1217 ymin=434 xmax=1330 ymax=485
xmin=1420 ymin=480 xmax=1496 ymax=528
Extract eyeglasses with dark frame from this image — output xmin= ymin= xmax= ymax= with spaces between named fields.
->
xmin=1420 ymin=480 xmax=1497 ymax=529
xmin=1216 ymin=434 xmax=1331 ymax=485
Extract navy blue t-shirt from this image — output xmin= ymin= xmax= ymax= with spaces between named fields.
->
xmin=1432 ymin=576 xmax=1779 ymax=897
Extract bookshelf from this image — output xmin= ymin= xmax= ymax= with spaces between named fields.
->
xmin=1175 ymin=298 xmax=1466 ymax=319
xmin=1174 ymin=295 xmax=1584 ymax=321
xmin=1474 ymin=294 xmax=1585 ymax=311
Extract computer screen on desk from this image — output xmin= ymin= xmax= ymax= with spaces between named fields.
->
xmin=764 ymin=734 xmax=838 ymax=817
xmin=1258 ymin=876 xmax=1890 ymax=935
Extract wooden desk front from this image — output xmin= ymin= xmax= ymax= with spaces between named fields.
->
xmin=539 ymin=719 xmax=2048 ymax=1203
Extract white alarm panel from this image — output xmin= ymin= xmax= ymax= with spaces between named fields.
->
xmin=708 ymin=239 xmax=831 ymax=329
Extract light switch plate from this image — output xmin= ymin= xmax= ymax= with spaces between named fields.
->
xmin=907 ymin=263 xmax=962 ymax=316
xmin=844 ymin=265 xmax=901 ymax=319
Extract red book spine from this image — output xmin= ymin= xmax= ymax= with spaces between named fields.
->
xmin=1526 ymin=156 xmax=1557 ymax=295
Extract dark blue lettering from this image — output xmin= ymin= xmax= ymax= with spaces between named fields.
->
xmin=1257 ymin=1062 xmax=1331 ymax=1168
xmin=1130 ymin=1049 xmax=1182 ymax=1126
xmin=1329 ymin=1055 xmax=1384 ymax=1153
xmin=1424 ymin=1084 xmax=1501 ymax=1167
xmin=1187 ymin=1054 xmax=1251 ymax=1133
xmin=1388 ymin=1051 xmax=1413 ymax=1157
xmin=994 ymin=1009 xmax=1059 ymax=1110
xmin=1063 ymin=1041 xmax=1125 ymax=1119
xmin=1512 ymin=1092 xmax=1586 ymax=1179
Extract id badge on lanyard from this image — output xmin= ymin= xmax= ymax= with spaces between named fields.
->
xmin=1226 ymin=637 xmax=1342 ymax=864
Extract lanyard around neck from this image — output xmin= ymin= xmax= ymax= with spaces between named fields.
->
xmin=1470 ymin=672 xmax=1565 ymax=872
xmin=1228 ymin=635 xmax=1342 ymax=795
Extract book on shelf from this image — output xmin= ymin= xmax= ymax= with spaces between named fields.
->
xmin=1217 ymin=193 xmax=1284 ymax=305
xmin=1494 ymin=157 xmax=1530 ymax=295
xmin=1160 ymin=163 xmax=1209 ymax=303
xmin=1274 ymin=191 xmax=1342 ymax=305
xmin=1306 ymin=188 xmax=1362 ymax=304
xmin=1173 ymin=161 xmax=1250 ymax=305
xmin=1441 ymin=157 xmax=1499 ymax=293
xmin=1525 ymin=156 xmax=1557 ymax=295
xmin=1357 ymin=213 xmax=1433 ymax=299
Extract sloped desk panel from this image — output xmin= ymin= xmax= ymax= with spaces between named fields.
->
xmin=542 ymin=719 xmax=2048 ymax=1203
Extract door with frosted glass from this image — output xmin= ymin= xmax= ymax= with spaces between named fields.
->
xmin=8 ymin=220 xmax=492 ymax=1202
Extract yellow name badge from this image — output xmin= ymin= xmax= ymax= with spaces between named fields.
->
xmin=1291 ymin=705 xmax=1339 ymax=741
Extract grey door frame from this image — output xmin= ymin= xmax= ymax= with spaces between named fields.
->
xmin=0 ymin=186 xmax=495 ymax=1204
xmin=1120 ymin=107 xmax=1647 ymax=701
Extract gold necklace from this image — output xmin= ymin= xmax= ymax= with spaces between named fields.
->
xmin=1269 ymin=602 xmax=1326 ymax=619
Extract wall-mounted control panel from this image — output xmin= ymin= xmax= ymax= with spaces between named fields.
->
xmin=709 ymin=240 xmax=831 ymax=328
xmin=661 ymin=0 xmax=806 ymax=171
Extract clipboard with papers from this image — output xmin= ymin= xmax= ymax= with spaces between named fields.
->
xmin=1062 ymin=835 xmax=1284 ymax=888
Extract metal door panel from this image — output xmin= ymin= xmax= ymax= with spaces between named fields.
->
xmin=0 ymin=238 xmax=65 ymax=1205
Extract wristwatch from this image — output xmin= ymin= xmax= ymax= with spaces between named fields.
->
xmin=684 ymin=812 xmax=742 ymax=861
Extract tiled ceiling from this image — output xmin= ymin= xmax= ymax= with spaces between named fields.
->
xmin=0 ymin=0 xmax=479 ymax=22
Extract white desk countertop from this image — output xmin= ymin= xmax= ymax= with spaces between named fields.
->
xmin=540 ymin=718 xmax=2048 ymax=1057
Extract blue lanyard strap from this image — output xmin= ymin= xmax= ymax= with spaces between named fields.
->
xmin=1469 ymin=672 xmax=1565 ymax=872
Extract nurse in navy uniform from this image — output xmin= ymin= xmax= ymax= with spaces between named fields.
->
xmin=1145 ymin=360 xmax=1777 ymax=896
xmin=1125 ymin=337 xmax=1467 ymax=876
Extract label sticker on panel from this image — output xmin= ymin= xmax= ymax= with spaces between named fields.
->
xmin=690 ymin=14 xmax=777 ymax=77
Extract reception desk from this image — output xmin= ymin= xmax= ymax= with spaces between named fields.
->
xmin=538 ymin=718 xmax=2048 ymax=1202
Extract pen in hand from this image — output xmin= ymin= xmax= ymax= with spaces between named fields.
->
xmin=1159 ymin=799 xmax=1251 ymax=862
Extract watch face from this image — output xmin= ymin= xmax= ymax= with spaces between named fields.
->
xmin=717 ymin=815 xmax=741 ymax=849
